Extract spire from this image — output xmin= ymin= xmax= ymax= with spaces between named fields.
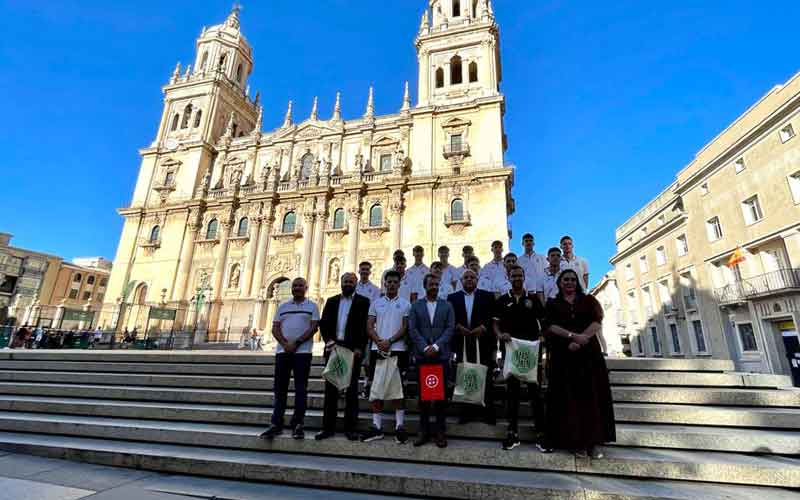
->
xmin=171 ymin=62 xmax=181 ymax=83
xmin=226 ymin=3 xmax=241 ymax=30
xmin=183 ymin=64 xmax=192 ymax=78
xmin=310 ymin=96 xmax=318 ymax=121
xmin=331 ymin=91 xmax=342 ymax=122
xmin=401 ymin=81 xmax=411 ymax=113
xmin=252 ymin=105 xmax=263 ymax=135
xmin=419 ymin=10 xmax=429 ymax=32
xmin=282 ymin=100 xmax=293 ymax=128
xmin=364 ymin=86 xmax=375 ymax=120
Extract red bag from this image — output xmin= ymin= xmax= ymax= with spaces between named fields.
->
xmin=419 ymin=363 xmax=445 ymax=401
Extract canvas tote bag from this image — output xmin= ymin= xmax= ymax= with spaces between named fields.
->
xmin=369 ymin=354 xmax=404 ymax=401
xmin=502 ymin=337 xmax=540 ymax=383
xmin=322 ymin=345 xmax=355 ymax=391
xmin=452 ymin=338 xmax=488 ymax=406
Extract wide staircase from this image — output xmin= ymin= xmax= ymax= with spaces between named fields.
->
xmin=0 ymin=350 xmax=796 ymax=499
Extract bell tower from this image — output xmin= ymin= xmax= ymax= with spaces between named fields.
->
xmin=415 ymin=0 xmax=501 ymax=107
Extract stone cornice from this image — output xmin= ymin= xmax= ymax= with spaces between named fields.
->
xmin=610 ymin=213 xmax=688 ymax=265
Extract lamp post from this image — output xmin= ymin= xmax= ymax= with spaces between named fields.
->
xmin=190 ymin=284 xmax=212 ymax=347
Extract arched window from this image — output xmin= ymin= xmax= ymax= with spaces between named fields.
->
xmin=452 ymin=0 xmax=461 ymax=17
xmin=369 ymin=204 xmax=383 ymax=227
xmin=180 ymin=104 xmax=193 ymax=129
xmin=451 ymin=198 xmax=465 ymax=221
xmin=332 ymin=208 xmax=345 ymax=230
xmin=149 ymin=225 xmax=161 ymax=242
xmin=218 ymin=53 xmax=227 ymax=71
xmin=435 ymin=68 xmax=445 ymax=88
xmin=171 ymin=113 xmax=180 ymax=131
xmin=193 ymin=109 xmax=202 ymax=128
xmin=100 ymin=278 xmax=108 ymax=287
xmin=237 ymin=217 xmax=249 ymax=237
xmin=236 ymin=63 xmax=243 ymax=83
xmin=134 ymin=284 xmax=148 ymax=305
xmin=282 ymin=212 xmax=296 ymax=233
xmin=472 ymin=0 xmax=479 ymax=17
xmin=231 ymin=123 xmax=238 ymax=137
xmin=450 ymin=56 xmax=463 ymax=85
xmin=469 ymin=61 xmax=478 ymax=82
xmin=73 ymin=273 xmax=82 ymax=283
xmin=200 ymin=51 xmax=209 ymax=71
xmin=300 ymin=153 xmax=314 ymax=180
xmin=206 ymin=219 xmax=219 ymax=240
xmin=164 ymin=171 xmax=175 ymax=186
xmin=87 ymin=276 xmax=96 ymax=285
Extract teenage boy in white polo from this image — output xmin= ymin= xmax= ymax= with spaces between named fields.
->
xmin=540 ymin=247 xmax=563 ymax=305
xmin=479 ymin=240 xmax=506 ymax=295
xmin=438 ymin=246 xmax=459 ymax=292
xmin=362 ymin=270 xmax=411 ymax=444
xmin=261 ymin=277 xmax=319 ymax=440
xmin=356 ymin=261 xmax=381 ymax=303
xmin=406 ymin=245 xmax=429 ymax=301
xmin=518 ymin=233 xmax=546 ymax=287
xmin=560 ymin=235 xmax=589 ymax=290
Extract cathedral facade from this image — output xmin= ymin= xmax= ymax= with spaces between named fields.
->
xmin=101 ymin=1 xmax=514 ymax=337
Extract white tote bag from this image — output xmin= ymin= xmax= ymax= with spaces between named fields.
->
xmin=502 ymin=337 xmax=540 ymax=383
xmin=369 ymin=354 xmax=404 ymax=401
xmin=322 ymin=345 xmax=355 ymax=391
xmin=452 ymin=338 xmax=488 ymax=406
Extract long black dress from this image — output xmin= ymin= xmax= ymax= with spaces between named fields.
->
xmin=544 ymin=293 xmax=615 ymax=450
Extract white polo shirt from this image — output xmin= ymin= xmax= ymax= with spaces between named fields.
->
xmin=405 ymin=263 xmax=430 ymax=294
xmin=440 ymin=264 xmax=460 ymax=290
xmin=274 ymin=298 xmax=320 ymax=354
xmin=356 ymin=280 xmax=381 ymax=303
xmin=542 ymin=267 xmax=561 ymax=300
xmin=519 ymin=252 xmax=547 ymax=276
xmin=368 ymin=295 xmax=411 ymax=351
xmin=398 ymin=274 xmax=416 ymax=303
xmin=561 ymin=255 xmax=590 ymax=289
xmin=478 ymin=259 xmax=505 ymax=292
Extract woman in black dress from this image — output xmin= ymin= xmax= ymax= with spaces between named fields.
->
xmin=543 ymin=269 xmax=615 ymax=458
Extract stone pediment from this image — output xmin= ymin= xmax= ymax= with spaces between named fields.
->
xmin=373 ymin=135 xmax=399 ymax=147
xmin=442 ymin=117 xmax=472 ymax=129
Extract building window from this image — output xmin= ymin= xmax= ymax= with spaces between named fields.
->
xmin=656 ymin=246 xmax=666 ymax=266
xmin=641 ymin=286 xmax=653 ymax=317
xmin=650 ymin=326 xmax=661 ymax=354
xmin=680 ymin=272 xmax=697 ymax=310
xmin=639 ymin=255 xmax=648 ymax=273
xmin=193 ymin=109 xmax=202 ymax=128
xmin=741 ymin=195 xmax=764 ymax=225
xmin=73 ymin=273 xmax=82 ymax=283
xmin=636 ymin=334 xmax=644 ymax=354
xmin=641 ymin=227 xmax=648 ymax=237
xmin=232 ymin=123 xmax=238 ymax=137
xmin=626 ymin=291 xmax=638 ymax=324
xmin=164 ymin=171 xmax=175 ymax=186
xmin=82 ymin=291 xmax=91 ymax=301
xmin=237 ymin=218 xmax=249 ymax=237
xmin=706 ymin=216 xmax=723 ymax=242
xmin=332 ymin=208 xmax=345 ymax=230
xmin=676 ymin=234 xmax=688 ymax=256
xmin=282 ymin=212 xmax=296 ymax=233
xmin=218 ymin=53 xmax=227 ymax=70
xmin=301 ymin=153 xmax=314 ymax=180
xmin=700 ymin=182 xmax=709 ymax=196
xmin=658 ymin=280 xmax=672 ymax=311
xmin=171 ymin=114 xmax=180 ymax=131
xmin=692 ymin=319 xmax=707 ymax=353
xmin=236 ymin=63 xmax=243 ymax=83
xmin=451 ymin=198 xmax=465 ymax=221
xmin=100 ymin=278 xmax=108 ymax=287
xmin=734 ymin=158 xmax=746 ymax=173
xmin=200 ymin=52 xmax=208 ymax=71
xmin=669 ymin=323 xmax=681 ymax=353
xmin=435 ymin=68 xmax=445 ymax=88
xmin=149 ymin=225 xmax=161 ymax=243
xmin=468 ymin=62 xmax=478 ymax=82
xmin=780 ymin=123 xmax=795 ymax=143
xmin=68 ymin=289 xmax=78 ymax=300
xmin=206 ymin=219 xmax=219 ymax=240
xmin=369 ymin=204 xmax=383 ymax=227
xmin=379 ymin=154 xmax=392 ymax=172
xmin=657 ymin=214 xmax=665 ymax=226
xmin=180 ymin=104 xmax=193 ymax=129
xmin=625 ymin=263 xmax=634 ymax=281
xmin=452 ymin=0 xmax=461 ymax=16
xmin=789 ymin=171 xmax=800 ymax=204
xmin=737 ymin=323 xmax=758 ymax=352
xmin=87 ymin=276 xmax=95 ymax=286
xmin=96 ymin=293 xmax=104 ymax=302
xmin=450 ymin=55 xmax=463 ymax=85
xmin=450 ymin=133 xmax=463 ymax=152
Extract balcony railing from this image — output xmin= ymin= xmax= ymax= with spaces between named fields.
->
xmin=714 ymin=268 xmax=800 ymax=305
xmin=0 ymin=262 xmax=22 ymax=276
xmin=662 ymin=303 xmax=677 ymax=316
xmin=443 ymin=143 xmax=471 ymax=159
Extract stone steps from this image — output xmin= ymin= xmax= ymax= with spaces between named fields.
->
xmin=0 ymin=432 xmax=796 ymax=499
xmin=0 ymin=395 xmax=796 ymax=454
xmin=0 ymin=411 xmax=795 ymax=487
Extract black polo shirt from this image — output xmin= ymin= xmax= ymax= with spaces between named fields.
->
xmin=493 ymin=290 xmax=545 ymax=341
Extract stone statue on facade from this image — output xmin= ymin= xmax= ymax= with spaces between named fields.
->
xmin=229 ymin=266 xmax=240 ymax=289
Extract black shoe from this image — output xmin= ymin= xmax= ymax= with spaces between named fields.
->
xmin=259 ymin=424 xmax=282 ymax=440
xmin=314 ymin=430 xmax=335 ymax=441
xmin=434 ymin=433 xmax=448 ymax=448
xmin=395 ymin=426 xmax=408 ymax=444
xmin=360 ymin=426 xmax=384 ymax=442
xmin=345 ymin=431 xmax=361 ymax=441
xmin=536 ymin=443 xmax=554 ymax=454
xmin=413 ymin=434 xmax=431 ymax=447
xmin=502 ymin=431 xmax=521 ymax=451
xmin=292 ymin=424 xmax=305 ymax=440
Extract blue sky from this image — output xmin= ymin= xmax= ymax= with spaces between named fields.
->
xmin=2 ymin=1 xmax=799 ymax=288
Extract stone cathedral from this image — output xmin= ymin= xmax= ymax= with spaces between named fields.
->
xmin=101 ymin=0 xmax=514 ymax=337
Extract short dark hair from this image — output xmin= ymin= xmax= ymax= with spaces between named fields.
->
xmin=504 ymin=252 xmax=518 ymax=260
xmin=547 ymin=247 xmax=562 ymax=256
xmin=384 ymin=270 xmax=401 ymax=282
xmin=393 ymin=249 xmax=404 ymax=257
xmin=491 ymin=240 xmax=503 ymax=247
xmin=508 ymin=265 xmax=525 ymax=276
xmin=413 ymin=245 xmax=424 ymax=252
xmin=466 ymin=255 xmax=480 ymax=264
xmin=430 ymin=261 xmax=442 ymax=269
xmin=522 ymin=233 xmax=533 ymax=240
xmin=462 ymin=245 xmax=474 ymax=253
xmin=438 ymin=245 xmax=450 ymax=253
xmin=423 ymin=273 xmax=440 ymax=288
xmin=358 ymin=261 xmax=372 ymax=269
xmin=397 ymin=256 xmax=407 ymax=264
xmin=560 ymin=235 xmax=573 ymax=244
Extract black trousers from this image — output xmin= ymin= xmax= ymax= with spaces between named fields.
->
xmin=506 ymin=377 xmax=544 ymax=432
xmin=271 ymin=352 xmax=312 ymax=428
xmin=322 ymin=354 xmax=362 ymax=433
xmin=418 ymin=362 xmax=448 ymax=436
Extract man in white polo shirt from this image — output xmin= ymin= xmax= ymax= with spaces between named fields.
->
xmin=260 ymin=277 xmax=319 ymax=441
xmin=362 ymin=270 xmax=411 ymax=444
xmin=560 ymin=235 xmax=590 ymax=290
xmin=356 ymin=261 xmax=381 ymax=303
xmin=453 ymin=245 xmax=475 ymax=285
xmin=518 ymin=233 xmax=547 ymax=287
xmin=405 ymin=245 xmax=429 ymax=301
xmin=540 ymin=247 xmax=563 ymax=305
xmin=478 ymin=240 xmax=506 ymax=295
xmin=438 ymin=246 xmax=459 ymax=292
xmin=381 ymin=250 xmax=405 ymax=293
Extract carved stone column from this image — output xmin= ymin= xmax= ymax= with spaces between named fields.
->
xmin=346 ymin=204 xmax=361 ymax=272
xmin=210 ymin=211 xmax=233 ymax=331
xmin=309 ymin=209 xmax=328 ymax=297
xmin=418 ymin=48 xmax=430 ymax=106
xmin=299 ymin=213 xmax=315 ymax=280
xmin=251 ymin=211 xmax=274 ymax=298
xmin=241 ymin=205 xmax=262 ymax=297
xmin=390 ymin=194 xmax=403 ymax=257
xmin=173 ymin=209 xmax=202 ymax=302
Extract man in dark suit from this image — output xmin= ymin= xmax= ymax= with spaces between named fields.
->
xmin=408 ymin=273 xmax=455 ymax=448
xmin=316 ymin=272 xmax=370 ymax=441
xmin=448 ymin=269 xmax=497 ymax=424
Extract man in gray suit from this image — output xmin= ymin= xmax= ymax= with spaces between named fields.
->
xmin=408 ymin=273 xmax=455 ymax=448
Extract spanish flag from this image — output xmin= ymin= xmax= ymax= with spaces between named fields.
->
xmin=727 ymin=247 xmax=746 ymax=268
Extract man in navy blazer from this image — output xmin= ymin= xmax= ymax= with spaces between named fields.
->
xmin=447 ymin=269 xmax=497 ymax=424
xmin=408 ymin=273 xmax=455 ymax=448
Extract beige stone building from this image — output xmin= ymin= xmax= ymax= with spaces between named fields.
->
xmin=610 ymin=71 xmax=800 ymax=380
xmin=590 ymin=272 xmax=627 ymax=357
xmin=100 ymin=1 xmax=514 ymax=338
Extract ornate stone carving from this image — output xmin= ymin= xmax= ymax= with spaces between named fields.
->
xmin=267 ymin=254 xmax=300 ymax=274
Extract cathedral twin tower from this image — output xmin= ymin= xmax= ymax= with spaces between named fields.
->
xmin=102 ymin=1 xmax=514 ymax=337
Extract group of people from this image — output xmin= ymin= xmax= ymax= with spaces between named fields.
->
xmin=260 ymin=234 xmax=616 ymax=457
xmin=4 ymin=325 xmax=106 ymax=349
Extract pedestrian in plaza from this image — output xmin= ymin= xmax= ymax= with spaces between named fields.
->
xmin=249 ymin=328 xmax=260 ymax=351
xmin=260 ymin=277 xmax=319 ymax=440
xmin=448 ymin=269 xmax=497 ymax=425
xmin=493 ymin=265 xmax=547 ymax=451
xmin=361 ymin=270 xmax=411 ymax=444
xmin=543 ymin=269 xmax=615 ymax=458
xmin=408 ymin=273 xmax=455 ymax=448
xmin=316 ymin=272 xmax=370 ymax=441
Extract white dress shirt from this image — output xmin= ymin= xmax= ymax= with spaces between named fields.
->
xmin=440 ymin=264 xmax=459 ymax=289
xmin=542 ymin=266 xmax=561 ymax=300
xmin=463 ymin=291 xmax=475 ymax=326
xmin=406 ymin=263 xmax=430 ymax=295
xmin=425 ymin=299 xmax=438 ymax=324
xmin=478 ymin=259 xmax=505 ymax=292
xmin=335 ymin=295 xmax=353 ymax=341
